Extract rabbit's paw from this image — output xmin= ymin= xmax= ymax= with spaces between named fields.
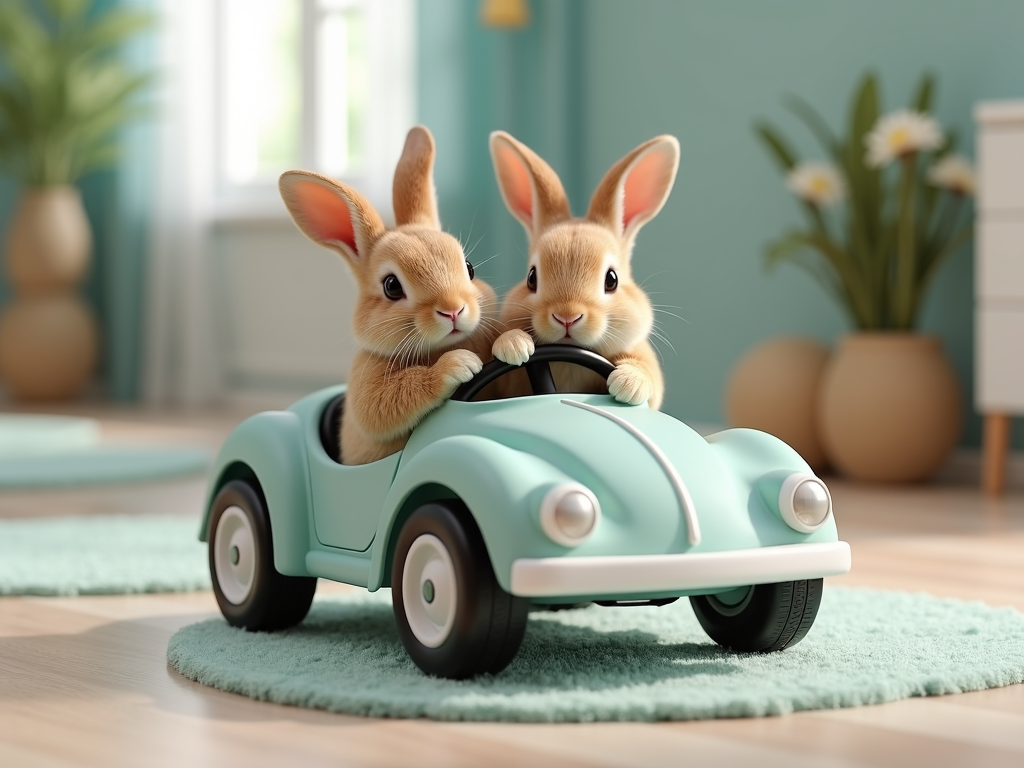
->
xmin=438 ymin=349 xmax=483 ymax=395
xmin=492 ymin=329 xmax=535 ymax=366
xmin=607 ymin=363 xmax=652 ymax=406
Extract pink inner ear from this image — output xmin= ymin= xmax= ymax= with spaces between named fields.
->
xmin=293 ymin=181 xmax=357 ymax=251
xmin=496 ymin=144 xmax=534 ymax=224
xmin=622 ymin=149 xmax=671 ymax=232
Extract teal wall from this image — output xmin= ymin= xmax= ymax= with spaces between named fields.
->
xmin=418 ymin=0 xmax=585 ymax=298
xmin=420 ymin=0 xmax=1024 ymax=449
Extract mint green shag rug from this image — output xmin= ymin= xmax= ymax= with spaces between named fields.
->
xmin=0 ymin=414 xmax=209 ymax=489
xmin=0 ymin=515 xmax=209 ymax=596
xmin=0 ymin=447 xmax=210 ymax=489
xmin=166 ymin=588 xmax=1024 ymax=722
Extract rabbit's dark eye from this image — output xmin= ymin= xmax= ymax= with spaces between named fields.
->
xmin=466 ymin=260 xmax=475 ymax=280
xmin=526 ymin=266 xmax=537 ymax=292
xmin=382 ymin=274 xmax=405 ymax=300
xmin=604 ymin=268 xmax=618 ymax=293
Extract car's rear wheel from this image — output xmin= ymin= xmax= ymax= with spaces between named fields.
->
xmin=392 ymin=500 xmax=529 ymax=679
xmin=209 ymin=479 xmax=317 ymax=631
xmin=689 ymin=579 xmax=823 ymax=653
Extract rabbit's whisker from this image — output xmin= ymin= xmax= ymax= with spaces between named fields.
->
xmin=648 ymin=329 xmax=677 ymax=357
xmin=638 ymin=270 xmax=673 ymax=289
xmin=471 ymin=253 xmax=501 ymax=272
xmin=386 ymin=327 xmax=420 ymax=378
xmin=463 ymin=235 xmax=486 ymax=261
xmin=652 ymin=308 xmax=690 ymax=325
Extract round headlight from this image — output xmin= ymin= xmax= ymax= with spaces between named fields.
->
xmin=540 ymin=484 xmax=601 ymax=546
xmin=778 ymin=473 xmax=832 ymax=532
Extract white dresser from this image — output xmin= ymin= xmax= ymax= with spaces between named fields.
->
xmin=975 ymin=101 xmax=1024 ymax=494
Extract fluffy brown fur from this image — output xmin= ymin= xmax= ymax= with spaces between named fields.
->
xmin=489 ymin=131 xmax=680 ymax=409
xmin=280 ymin=126 xmax=498 ymax=464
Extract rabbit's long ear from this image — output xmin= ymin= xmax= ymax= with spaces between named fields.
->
xmin=279 ymin=171 xmax=385 ymax=270
xmin=393 ymin=125 xmax=440 ymax=228
xmin=587 ymin=136 xmax=679 ymax=251
xmin=490 ymin=131 xmax=570 ymax=241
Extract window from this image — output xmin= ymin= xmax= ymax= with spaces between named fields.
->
xmin=213 ymin=0 xmax=415 ymax=213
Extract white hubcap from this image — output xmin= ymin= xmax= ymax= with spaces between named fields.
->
xmin=402 ymin=534 xmax=457 ymax=648
xmin=214 ymin=506 xmax=256 ymax=605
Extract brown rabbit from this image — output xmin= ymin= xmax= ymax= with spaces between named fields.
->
xmin=489 ymin=131 xmax=680 ymax=409
xmin=279 ymin=126 xmax=499 ymax=465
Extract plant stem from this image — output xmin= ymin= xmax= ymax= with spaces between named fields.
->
xmin=798 ymin=202 xmax=878 ymax=328
xmin=911 ymin=212 xmax=972 ymax=322
xmin=894 ymin=154 xmax=918 ymax=329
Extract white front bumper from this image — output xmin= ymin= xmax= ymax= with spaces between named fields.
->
xmin=509 ymin=541 xmax=852 ymax=598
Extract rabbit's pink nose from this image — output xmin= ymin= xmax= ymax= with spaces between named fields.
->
xmin=553 ymin=313 xmax=583 ymax=328
xmin=437 ymin=306 xmax=465 ymax=324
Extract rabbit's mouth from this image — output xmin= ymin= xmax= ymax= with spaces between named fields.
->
xmin=549 ymin=312 xmax=586 ymax=342
xmin=430 ymin=325 xmax=473 ymax=349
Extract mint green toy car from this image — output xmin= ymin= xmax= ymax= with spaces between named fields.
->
xmin=201 ymin=345 xmax=851 ymax=679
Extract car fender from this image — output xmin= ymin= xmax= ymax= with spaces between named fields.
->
xmin=706 ymin=427 xmax=811 ymax=474
xmin=200 ymin=411 xmax=312 ymax=576
xmin=707 ymin=427 xmax=839 ymax=542
xmin=368 ymin=435 xmax=573 ymax=594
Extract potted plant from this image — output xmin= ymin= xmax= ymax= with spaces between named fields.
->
xmin=0 ymin=0 xmax=151 ymax=400
xmin=756 ymin=73 xmax=974 ymax=482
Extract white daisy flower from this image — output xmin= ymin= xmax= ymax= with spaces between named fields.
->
xmin=864 ymin=110 xmax=943 ymax=167
xmin=785 ymin=163 xmax=846 ymax=207
xmin=927 ymin=154 xmax=975 ymax=196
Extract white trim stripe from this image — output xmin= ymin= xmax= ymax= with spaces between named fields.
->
xmin=510 ymin=541 xmax=852 ymax=598
xmin=560 ymin=399 xmax=702 ymax=545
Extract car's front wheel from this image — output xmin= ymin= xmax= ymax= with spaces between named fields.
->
xmin=689 ymin=579 xmax=823 ymax=653
xmin=209 ymin=479 xmax=316 ymax=631
xmin=392 ymin=500 xmax=528 ymax=679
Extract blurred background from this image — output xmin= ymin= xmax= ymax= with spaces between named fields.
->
xmin=1 ymin=0 xmax=1023 ymax=473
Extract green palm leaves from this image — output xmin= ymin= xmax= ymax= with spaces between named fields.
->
xmin=756 ymin=74 xmax=974 ymax=331
xmin=0 ymin=0 xmax=153 ymax=187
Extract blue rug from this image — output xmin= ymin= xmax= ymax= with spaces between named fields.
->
xmin=0 ymin=515 xmax=209 ymax=596
xmin=166 ymin=588 xmax=1024 ymax=722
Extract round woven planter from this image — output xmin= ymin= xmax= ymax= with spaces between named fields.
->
xmin=0 ymin=294 xmax=99 ymax=401
xmin=6 ymin=186 xmax=91 ymax=292
xmin=0 ymin=186 xmax=97 ymax=400
xmin=817 ymin=333 xmax=962 ymax=483
xmin=725 ymin=336 xmax=831 ymax=472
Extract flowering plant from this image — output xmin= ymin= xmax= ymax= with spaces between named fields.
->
xmin=756 ymin=74 xmax=974 ymax=330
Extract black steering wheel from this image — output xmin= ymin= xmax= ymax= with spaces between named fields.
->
xmin=451 ymin=343 xmax=616 ymax=402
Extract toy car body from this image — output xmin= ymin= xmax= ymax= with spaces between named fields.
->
xmin=201 ymin=346 xmax=851 ymax=679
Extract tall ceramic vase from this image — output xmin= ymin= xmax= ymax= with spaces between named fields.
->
xmin=0 ymin=187 xmax=99 ymax=400
xmin=817 ymin=333 xmax=962 ymax=483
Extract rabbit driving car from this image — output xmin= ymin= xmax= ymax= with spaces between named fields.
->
xmin=489 ymin=131 xmax=680 ymax=410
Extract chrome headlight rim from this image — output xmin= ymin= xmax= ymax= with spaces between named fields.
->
xmin=539 ymin=483 xmax=601 ymax=547
xmin=778 ymin=473 xmax=832 ymax=533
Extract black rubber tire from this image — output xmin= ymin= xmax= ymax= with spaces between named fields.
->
xmin=208 ymin=480 xmax=317 ymax=631
xmin=689 ymin=579 xmax=823 ymax=653
xmin=391 ymin=500 xmax=529 ymax=679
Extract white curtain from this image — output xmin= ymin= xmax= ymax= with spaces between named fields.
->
xmin=142 ymin=1 xmax=223 ymax=404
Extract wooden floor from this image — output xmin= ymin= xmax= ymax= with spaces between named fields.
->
xmin=1 ymin=409 xmax=1023 ymax=767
